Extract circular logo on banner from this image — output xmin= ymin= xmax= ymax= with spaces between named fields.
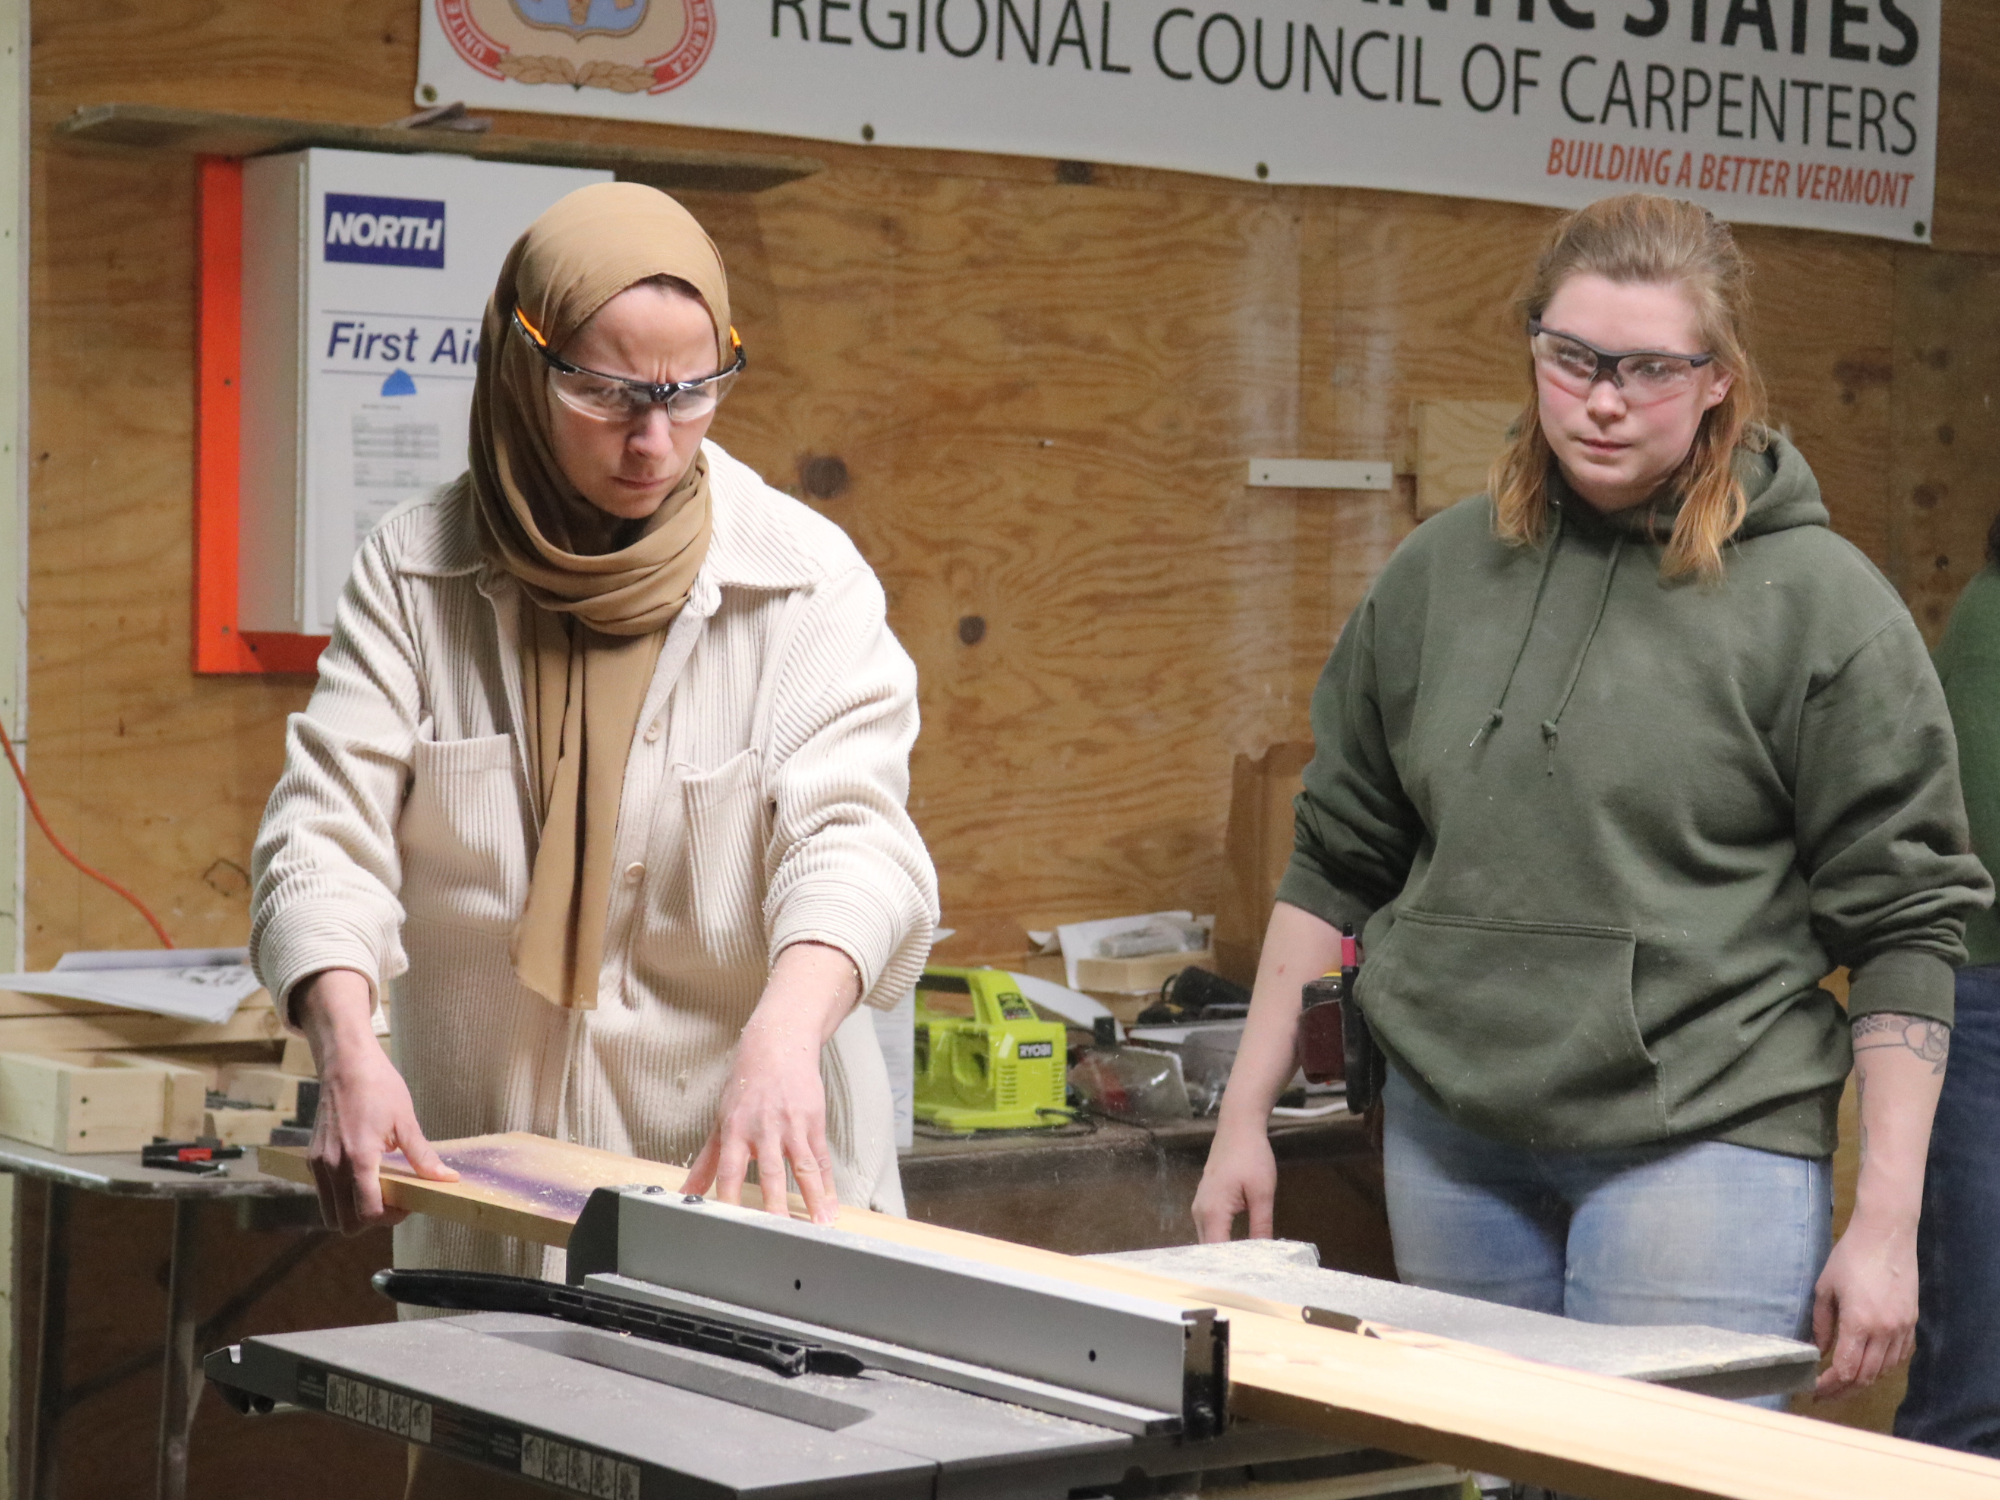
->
xmin=436 ymin=0 xmax=716 ymax=94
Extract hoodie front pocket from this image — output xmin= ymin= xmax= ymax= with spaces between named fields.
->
xmin=1361 ymin=907 xmax=1665 ymax=1148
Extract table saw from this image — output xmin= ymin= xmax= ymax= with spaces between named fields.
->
xmin=202 ymin=1183 xmax=1823 ymax=1499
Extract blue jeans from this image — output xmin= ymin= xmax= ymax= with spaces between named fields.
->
xmin=1382 ymin=1066 xmax=1831 ymax=1397
xmin=1896 ymin=964 xmax=2000 ymax=1458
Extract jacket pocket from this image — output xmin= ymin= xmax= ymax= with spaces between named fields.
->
xmin=399 ymin=732 xmax=531 ymax=935
xmin=1361 ymin=907 xmax=1665 ymax=1147
xmin=680 ymin=748 xmax=769 ymax=970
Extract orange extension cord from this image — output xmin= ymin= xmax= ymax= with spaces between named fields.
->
xmin=0 ymin=715 xmax=175 ymax=948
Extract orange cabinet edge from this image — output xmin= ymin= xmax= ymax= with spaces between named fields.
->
xmin=193 ymin=156 xmax=328 ymax=676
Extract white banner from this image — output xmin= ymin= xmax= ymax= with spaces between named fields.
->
xmin=418 ymin=0 xmax=1940 ymax=242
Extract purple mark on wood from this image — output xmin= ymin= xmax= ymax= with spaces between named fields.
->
xmin=381 ymin=1144 xmax=593 ymax=1221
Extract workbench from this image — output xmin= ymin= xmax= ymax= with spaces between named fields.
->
xmin=0 ymin=1138 xmax=317 ymax=1500
xmin=902 ymin=1111 xmax=1394 ymax=1274
xmin=1 ymin=1112 xmax=1383 ymax=1499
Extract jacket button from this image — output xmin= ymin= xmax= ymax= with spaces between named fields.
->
xmin=623 ymin=861 xmax=645 ymax=884
xmin=643 ymin=721 xmax=662 ymax=743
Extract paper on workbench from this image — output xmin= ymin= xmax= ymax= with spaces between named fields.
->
xmin=0 ymin=947 xmax=261 ymax=1024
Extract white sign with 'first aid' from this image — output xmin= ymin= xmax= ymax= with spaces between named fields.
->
xmin=237 ymin=148 xmax=609 ymax=636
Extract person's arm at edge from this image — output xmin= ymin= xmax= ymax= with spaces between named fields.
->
xmin=256 ymin=520 xmax=457 ymax=1236
xmin=295 ymin=967 xmax=456 ymax=1235
xmin=1788 ymin=611 xmax=1987 ymax=1393
xmin=1191 ymin=903 xmax=1347 ymax=1242
xmin=1191 ymin=590 xmax=1420 ymax=1242
xmin=682 ymin=941 xmax=862 ymax=1225
xmin=1812 ymin=1009 xmax=1947 ymax=1398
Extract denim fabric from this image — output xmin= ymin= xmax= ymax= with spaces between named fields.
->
xmin=1896 ymin=964 xmax=2000 ymax=1458
xmin=1382 ymin=1066 xmax=1832 ymax=1381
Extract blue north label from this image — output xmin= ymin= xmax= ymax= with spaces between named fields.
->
xmin=324 ymin=194 xmax=447 ymax=268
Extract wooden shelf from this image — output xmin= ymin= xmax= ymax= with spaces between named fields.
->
xmin=55 ymin=102 xmax=821 ymax=194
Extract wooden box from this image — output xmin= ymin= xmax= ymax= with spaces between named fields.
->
xmin=0 ymin=1051 xmax=176 ymax=1153
xmin=223 ymin=1065 xmax=305 ymax=1115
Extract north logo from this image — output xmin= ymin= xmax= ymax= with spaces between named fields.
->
xmin=324 ymin=195 xmax=447 ymax=269
xmin=437 ymin=0 xmax=716 ymax=94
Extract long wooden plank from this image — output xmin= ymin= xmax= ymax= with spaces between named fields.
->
xmin=0 ymin=1002 xmax=283 ymax=1052
xmin=259 ymin=1135 xmax=2000 ymax=1500
xmin=56 ymin=103 xmax=823 ymax=195
xmin=0 ymin=986 xmax=273 ymax=1018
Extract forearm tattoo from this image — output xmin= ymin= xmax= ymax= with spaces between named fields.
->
xmin=1852 ymin=1012 xmax=1951 ymax=1074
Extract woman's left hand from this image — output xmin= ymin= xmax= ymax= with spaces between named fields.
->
xmin=1812 ymin=1209 xmax=1919 ymax=1398
xmin=683 ymin=942 xmax=862 ymax=1225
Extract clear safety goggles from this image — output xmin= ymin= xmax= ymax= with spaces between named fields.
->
xmin=1528 ymin=319 xmax=1715 ymax=406
xmin=513 ymin=306 xmax=745 ymax=424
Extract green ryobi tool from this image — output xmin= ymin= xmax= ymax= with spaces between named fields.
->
xmin=913 ymin=967 xmax=1070 ymax=1132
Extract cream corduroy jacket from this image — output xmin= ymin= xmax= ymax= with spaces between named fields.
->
xmin=249 ymin=442 xmax=938 ymax=1279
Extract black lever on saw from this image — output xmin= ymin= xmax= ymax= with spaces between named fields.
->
xmin=372 ymin=1268 xmax=866 ymax=1379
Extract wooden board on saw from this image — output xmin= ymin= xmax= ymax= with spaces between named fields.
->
xmin=260 ymin=1133 xmax=2000 ymax=1500
xmin=260 ymin=1134 xmax=689 ymax=1246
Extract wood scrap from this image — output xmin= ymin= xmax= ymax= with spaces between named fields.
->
xmin=222 ymin=1066 xmax=305 ymax=1114
xmin=101 ymin=1052 xmax=207 ymax=1138
xmin=112 ymin=1042 xmax=287 ymax=1091
xmin=204 ymin=1104 xmax=287 ymax=1147
xmin=1074 ymin=948 xmax=1220 ymax=994
xmin=259 ymin=1132 xmax=2000 ymax=1500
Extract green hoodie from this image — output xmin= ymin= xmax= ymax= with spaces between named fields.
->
xmin=1277 ymin=433 xmax=1992 ymax=1158
xmin=1932 ymin=567 xmax=2000 ymax=967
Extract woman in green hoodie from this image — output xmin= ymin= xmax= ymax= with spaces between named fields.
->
xmin=1194 ymin=194 xmax=1990 ymax=1404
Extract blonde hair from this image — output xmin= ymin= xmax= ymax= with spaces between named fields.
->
xmin=1487 ymin=194 xmax=1769 ymax=581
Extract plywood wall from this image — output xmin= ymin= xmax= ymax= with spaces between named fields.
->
xmin=25 ymin=0 xmax=1998 ymax=970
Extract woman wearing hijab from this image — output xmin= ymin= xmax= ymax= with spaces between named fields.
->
xmin=250 ymin=183 xmax=938 ymax=1285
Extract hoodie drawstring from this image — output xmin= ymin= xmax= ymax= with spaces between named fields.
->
xmin=1538 ymin=532 xmax=1626 ymax=773
xmin=1472 ymin=512 xmax=1565 ymax=749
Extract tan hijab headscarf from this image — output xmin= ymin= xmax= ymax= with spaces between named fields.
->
xmin=467 ymin=182 xmax=733 ymax=1010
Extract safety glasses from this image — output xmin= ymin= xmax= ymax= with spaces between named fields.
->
xmin=513 ymin=306 xmax=745 ymax=424
xmin=1528 ymin=319 xmax=1716 ymax=406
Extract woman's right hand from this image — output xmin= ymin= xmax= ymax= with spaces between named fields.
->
xmin=293 ymin=969 xmax=457 ymax=1235
xmin=1189 ymin=903 xmax=1350 ymax=1243
xmin=1192 ymin=1117 xmax=1278 ymax=1242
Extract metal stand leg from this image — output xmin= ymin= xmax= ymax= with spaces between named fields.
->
xmin=32 ymin=1181 xmax=70 ymax=1500
xmin=156 ymin=1198 xmax=201 ymax=1500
